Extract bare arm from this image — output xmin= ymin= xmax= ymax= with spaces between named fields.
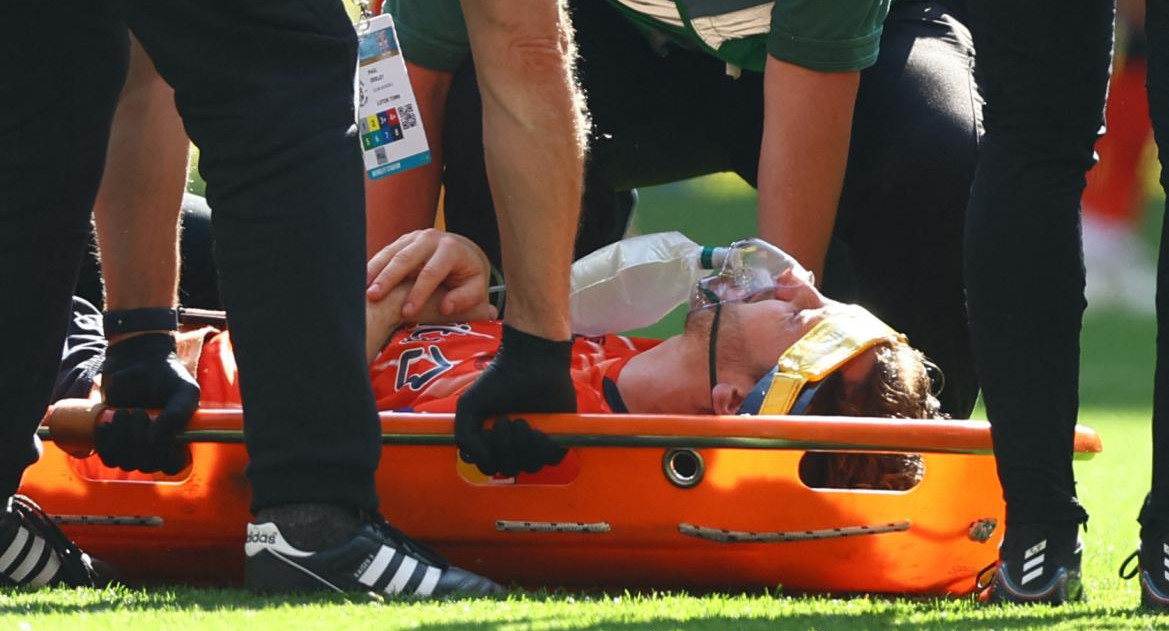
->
xmin=365 ymin=61 xmax=454 ymax=259
xmin=94 ymin=35 xmax=188 ymax=340
xmin=756 ymin=56 xmax=859 ymax=281
xmin=457 ymin=0 xmax=585 ymax=341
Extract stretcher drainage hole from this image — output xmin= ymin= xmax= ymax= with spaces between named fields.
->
xmin=663 ymin=449 xmax=704 ymax=489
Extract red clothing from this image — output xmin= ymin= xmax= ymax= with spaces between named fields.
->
xmin=197 ymin=321 xmax=659 ymax=412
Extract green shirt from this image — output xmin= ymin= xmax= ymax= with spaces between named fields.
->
xmin=386 ymin=0 xmax=892 ymax=75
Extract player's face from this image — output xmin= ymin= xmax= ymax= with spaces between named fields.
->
xmin=729 ymin=273 xmax=840 ymax=375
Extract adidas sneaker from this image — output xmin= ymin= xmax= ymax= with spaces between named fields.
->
xmin=0 ymin=495 xmax=96 ymax=588
xmin=989 ymin=522 xmax=1084 ymax=604
xmin=245 ymin=517 xmax=502 ymax=597
xmin=1119 ymin=531 xmax=1169 ymax=611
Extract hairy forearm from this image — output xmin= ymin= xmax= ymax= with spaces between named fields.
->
xmin=462 ymin=0 xmax=585 ymax=341
xmin=365 ymin=62 xmax=453 ymax=257
xmin=757 ymin=57 xmax=859 ymax=281
xmin=94 ymin=36 xmax=187 ymax=332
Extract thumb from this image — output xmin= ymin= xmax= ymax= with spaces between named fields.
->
xmin=446 ymin=302 xmax=498 ymax=323
xmin=454 ymin=399 xmax=493 ymax=468
xmin=152 ymin=382 xmax=199 ymax=440
xmin=440 ymin=282 xmax=490 ymax=316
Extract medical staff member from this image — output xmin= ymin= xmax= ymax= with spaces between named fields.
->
xmin=369 ymin=0 xmax=982 ymax=418
xmin=0 ymin=0 xmax=581 ymax=596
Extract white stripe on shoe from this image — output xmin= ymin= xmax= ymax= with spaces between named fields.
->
xmin=0 ymin=527 xmax=30 ymax=572
xmin=1025 ymin=540 xmax=1047 ymax=557
xmin=358 ymin=546 xmax=395 ymax=587
xmin=1020 ymin=539 xmax=1048 ymax=586
xmin=9 ymin=537 xmax=46 ymax=583
xmin=1163 ymin=543 xmax=1169 ymax=583
xmin=415 ymin=566 xmax=442 ymax=597
xmin=1023 ymin=554 xmax=1045 ymax=573
xmin=385 ymin=556 xmax=419 ymax=595
xmin=27 ymin=554 xmax=60 ymax=588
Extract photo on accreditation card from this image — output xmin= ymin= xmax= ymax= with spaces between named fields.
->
xmin=358 ymin=24 xmax=400 ymax=66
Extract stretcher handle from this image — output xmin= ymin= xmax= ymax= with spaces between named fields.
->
xmin=42 ymin=398 xmax=1104 ymax=460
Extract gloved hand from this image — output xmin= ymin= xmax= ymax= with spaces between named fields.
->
xmin=455 ymin=324 xmax=573 ymax=476
xmin=98 ymin=333 xmax=200 ymax=474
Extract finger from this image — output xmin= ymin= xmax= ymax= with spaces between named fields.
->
xmin=488 ymin=418 xmax=520 ymax=478
xmin=98 ymin=409 xmax=151 ymax=472
xmin=365 ymin=243 xmax=402 ymax=288
xmin=159 ymin=444 xmax=191 ymax=476
xmin=149 ymin=389 xmax=199 ymax=472
xmin=538 ymin=433 xmax=569 ymax=467
xmin=412 ymin=291 xmax=495 ymax=325
xmin=154 ymin=381 xmax=200 ymax=437
xmin=774 ymin=268 xmax=803 ymax=287
xmin=402 ymin=246 xmax=460 ymax=318
xmin=94 ymin=418 xmax=124 ymax=470
xmin=509 ymin=419 xmax=544 ymax=474
xmin=367 ymin=233 xmax=438 ymax=299
xmin=439 ymin=279 xmax=490 ymax=316
xmin=127 ymin=410 xmax=155 ymax=472
xmin=454 ymin=401 xmax=493 ymax=471
xmin=443 ymin=302 xmax=498 ymax=324
xmin=365 ymin=232 xmax=417 ymax=286
xmin=512 ymin=419 xmax=563 ymax=473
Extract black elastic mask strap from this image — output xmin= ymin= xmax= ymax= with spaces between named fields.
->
xmin=708 ymin=302 xmax=722 ymax=408
xmin=788 ymin=379 xmax=825 ymax=415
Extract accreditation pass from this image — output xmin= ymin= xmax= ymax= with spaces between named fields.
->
xmin=356 ymin=14 xmax=430 ymax=179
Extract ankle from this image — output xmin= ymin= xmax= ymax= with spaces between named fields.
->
xmin=255 ymin=503 xmax=363 ymax=551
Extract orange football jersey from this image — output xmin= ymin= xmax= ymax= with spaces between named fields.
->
xmin=196 ymin=321 xmax=659 ymax=413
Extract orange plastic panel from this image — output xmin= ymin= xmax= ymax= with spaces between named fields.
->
xmin=22 ymin=406 xmax=1102 ymax=593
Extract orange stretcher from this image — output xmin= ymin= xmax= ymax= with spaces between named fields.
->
xmin=21 ymin=400 xmax=1103 ymax=595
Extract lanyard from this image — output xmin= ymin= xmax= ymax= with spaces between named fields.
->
xmin=350 ymin=0 xmax=373 ymax=30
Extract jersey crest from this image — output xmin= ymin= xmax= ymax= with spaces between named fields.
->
xmin=395 ymin=345 xmax=454 ymax=391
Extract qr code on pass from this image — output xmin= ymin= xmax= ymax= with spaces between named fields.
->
xmin=398 ymin=103 xmax=418 ymax=130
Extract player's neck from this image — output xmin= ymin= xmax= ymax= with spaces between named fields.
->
xmin=616 ymin=334 xmax=710 ymax=414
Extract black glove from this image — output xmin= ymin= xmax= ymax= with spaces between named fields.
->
xmin=455 ymin=325 xmax=573 ymax=477
xmin=98 ymin=333 xmax=200 ymax=474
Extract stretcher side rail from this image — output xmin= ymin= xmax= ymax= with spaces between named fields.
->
xmin=40 ymin=399 xmax=1104 ymax=459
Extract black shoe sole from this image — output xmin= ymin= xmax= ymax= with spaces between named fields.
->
xmin=989 ymin=567 xmax=1084 ymax=605
xmin=1141 ymin=571 xmax=1169 ymax=611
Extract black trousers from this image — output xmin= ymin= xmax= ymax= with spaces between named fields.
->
xmin=0 ymin=0 xmax=380 ymax=513
xmin=964 ymin=0 xmax=1114 ymax=526
xmin=442 ymin=0 xmax=983 ymax=418
xmin=1151 ymin=0 xmax=1169 ymax=537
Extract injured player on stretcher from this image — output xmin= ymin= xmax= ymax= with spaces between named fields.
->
xmin=56 ymin=230 xmax=944 ymax=490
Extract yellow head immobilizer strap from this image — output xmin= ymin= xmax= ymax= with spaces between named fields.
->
xmin=758 ymin=305 xmax=907 ymax=415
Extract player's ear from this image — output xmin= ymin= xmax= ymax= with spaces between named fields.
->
xmin=711 ymin=383 xmax=746 ymax=415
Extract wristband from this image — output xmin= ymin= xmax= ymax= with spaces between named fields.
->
xmin=103 ymin=308 xmax=179 ymax=336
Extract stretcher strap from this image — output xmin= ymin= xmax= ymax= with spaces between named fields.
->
xmin=678 ymin=520 xmax=910 ymax=543
xmin=759 ymin=306 xmax=906 ymax=415
xmin=495 ymin=520 xmax=612 ymax=534
xmin=50 ymin=515 xmax=164 ymax=527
